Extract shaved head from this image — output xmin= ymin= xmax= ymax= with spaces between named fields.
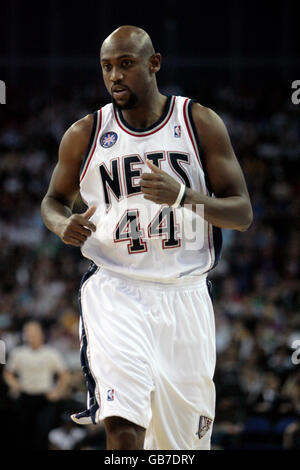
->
xmin=100 ymin=25 xmax=162 ymax=111
xmin=101 ymin=25 xmax=155 ymax=60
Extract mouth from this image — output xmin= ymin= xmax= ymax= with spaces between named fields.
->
xmin=112 ymin=86 xmax=129 ymax=99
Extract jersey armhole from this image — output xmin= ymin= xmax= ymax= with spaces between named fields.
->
xmin=185 ymin=99 xmax=215 ymax=196
xmin=185 ymin=99 xmax=223 ymax=270
xmin=80 ymin=109 xmax=102 ymax=183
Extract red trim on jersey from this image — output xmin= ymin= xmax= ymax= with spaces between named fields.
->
xmin=80 ymin=109 xmax=102 ymax=183
xmin=114 ymin=97 xmax=176 ymax=137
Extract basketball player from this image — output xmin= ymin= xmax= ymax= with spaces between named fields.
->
xmin=41 ymin=25 xmax=253 ymax=450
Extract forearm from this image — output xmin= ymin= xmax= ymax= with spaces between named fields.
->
xmin=41 ymin=195 xmax=96 ymax=247
xmin=41 ymin=195 xmax=72 ymax=237
xmin=4 ymin=370 xmax=21 ymax=390
xmin=52 ymin=371 xmax=69 ymax=395
xmin=184 ymin=187 xmax=253 ymax=231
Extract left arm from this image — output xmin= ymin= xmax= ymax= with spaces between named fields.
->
xmin=140 ymin=103 xmax=253 ymax=232
xmin=46 ymin=369 xmax=69 ymax=401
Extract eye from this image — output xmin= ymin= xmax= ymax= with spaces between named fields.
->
xmin=122 ymin=60 xmax=133 ymax=68
xmin=102 ymin=63 xmax=112 ymax=71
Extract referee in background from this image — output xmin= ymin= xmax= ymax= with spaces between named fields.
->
xmin=4 ymin=321 xmax=69 ymax=449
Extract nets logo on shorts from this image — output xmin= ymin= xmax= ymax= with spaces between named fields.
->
xmin=100 ymin=131 xmax=118 ymax=148
xmin=196 ymin=415 xmax=212 ymax=439
xmin=107 ymin=389 xmax=115 ymax=401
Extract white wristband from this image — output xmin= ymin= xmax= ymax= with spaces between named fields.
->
xmin=172 ymin=184 xmax=186 ymax=208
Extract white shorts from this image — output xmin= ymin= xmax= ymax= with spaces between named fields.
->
xmin=79 ymin=263 xmax=216 ymax=450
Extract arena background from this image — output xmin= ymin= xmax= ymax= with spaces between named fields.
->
xmin=0 ymin=0 xmax=299 ymax=450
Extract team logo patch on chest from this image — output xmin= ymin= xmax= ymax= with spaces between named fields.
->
xmin=100 ymin=131 xmax=118 ymax=148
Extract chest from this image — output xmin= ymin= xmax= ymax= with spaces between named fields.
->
xmin=19 ymin=351 xmax=51 ymax=373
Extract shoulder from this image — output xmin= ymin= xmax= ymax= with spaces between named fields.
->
xmin=7 ymin=345 xmax=27 ymax=361
xmin=42 ymin=346 xmax=65 ymax=362
xmin=190 ymin=102 xmax=225 ymax=132
xmin=58 ymin=113 xmax=95 ymax=163
xmin=63 ymin=113 xmax=95 ymax=148
xmin=12 ymin=345 xmax=28 ymax=354
xmin=190 ymin=101 xmax=232 ymax=150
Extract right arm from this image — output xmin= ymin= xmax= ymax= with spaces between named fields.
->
xmin=4 ymin=351 xmax=21 ymax=398
xmin=3 ymin=369 xmax=21 ymax=397
xmin=41 ymin=114 xmax=96 ymax=247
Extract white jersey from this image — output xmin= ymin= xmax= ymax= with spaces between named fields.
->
xmin=79 ymin=95 xmax=222 ymax=283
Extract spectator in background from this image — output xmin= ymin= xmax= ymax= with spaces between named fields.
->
xmin=48 ymin=412 xmax=107 ymax=450
xmin=4 ymin=320 xmax=69 ymax=449
xmin=48 ymin=412 xmax=87 ymax=450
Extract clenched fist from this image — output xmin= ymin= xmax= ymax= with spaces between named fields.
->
xmin=140 ymin=159 xmax=181 ymax=206
xmin=59 ymin=205 xmax=97 ymax=247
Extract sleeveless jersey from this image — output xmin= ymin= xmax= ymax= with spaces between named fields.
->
xmin=79 ymin=95 xmax=222 ymax=283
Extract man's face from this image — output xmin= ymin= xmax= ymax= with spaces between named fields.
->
xmin=100 ymin=42 xmax=152 ymax=110
xmin=23 ymin=323 xmax=44 ymax=348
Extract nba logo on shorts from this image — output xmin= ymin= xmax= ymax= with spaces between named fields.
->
xmin=107 ymin=389 xmax=115 ymax=401
xmin=174 ymin=125 xmax=181 ymax=138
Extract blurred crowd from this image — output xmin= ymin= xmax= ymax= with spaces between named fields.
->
xmin=0 ymin=83 xmax=299 ymax=450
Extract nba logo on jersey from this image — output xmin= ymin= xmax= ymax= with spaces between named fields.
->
xmin=107 ymin=389 xmax=115 ymax=401
xmin=174 ymin=125 xmax=181 ymax=137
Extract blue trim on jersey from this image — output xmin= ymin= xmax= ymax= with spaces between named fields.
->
xmin=78 ymin=261 xmax=99 ymax=424
xmin=206 ymin=279 xmax=213 ymax=302
xmin=116 ymin=94 xmax=172 ymax=133
xmin=79 ymin=111 xmax=98 ymax=178
xmin=187 ymin=99 xmax=223 ymax=270
xmin=211 ymin=226 xmax=222 ymax=269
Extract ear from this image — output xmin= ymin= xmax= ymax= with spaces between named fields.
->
xmin=149 ymin=53 xmax=162 ymax=74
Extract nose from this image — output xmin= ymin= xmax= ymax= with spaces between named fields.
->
xmin=110 ymin=66 xmax=124 ymax=83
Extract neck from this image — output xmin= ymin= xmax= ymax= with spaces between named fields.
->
xmin=30 ymin=343 xmax=42 ymax=350
xmin=120 ymin=88 xmax=167 ymax=129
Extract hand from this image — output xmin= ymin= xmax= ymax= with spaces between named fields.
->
xmin=46 ymin=389 xmax=61 ymax=402
xmin=9 ymin=384 xmax=21 ymax=399
xmin=59 ymin=206 xmax=97 ymax=247
xmin=140 ymin=160 xmax=181 ymax=206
